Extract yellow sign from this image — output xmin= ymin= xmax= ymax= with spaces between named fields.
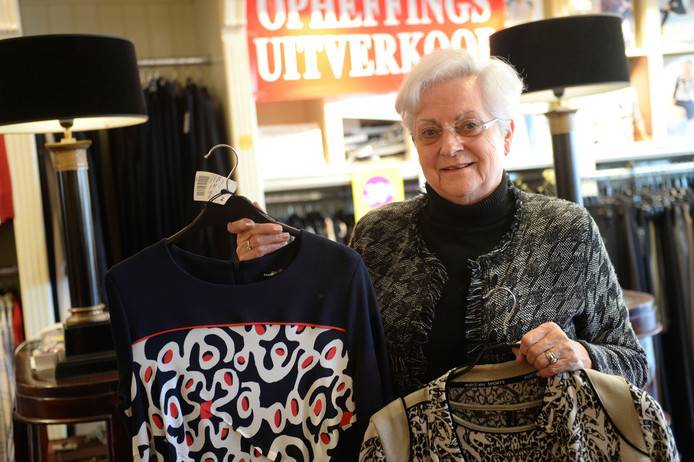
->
xmin=352 ymin=166 xmax=405 ymax=222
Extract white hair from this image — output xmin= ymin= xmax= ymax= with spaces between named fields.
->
xmin=395 ymin=48 xmax=524 ymax=133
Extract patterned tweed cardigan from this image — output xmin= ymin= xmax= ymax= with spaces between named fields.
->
xmin=349 ymin=186 xmax=648 ymax=396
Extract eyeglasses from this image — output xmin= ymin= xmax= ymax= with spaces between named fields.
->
xmin=415 ymin=118 xmax=500 ymax=145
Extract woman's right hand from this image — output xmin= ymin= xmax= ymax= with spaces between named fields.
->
xmin=227 ymin=217 xmax=292 ymax=261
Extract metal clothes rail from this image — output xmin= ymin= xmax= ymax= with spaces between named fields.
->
xmin=137 ymin=56 xmax=211 ymax=67
xmin=583 ymin=161 xmax=694 ymax=181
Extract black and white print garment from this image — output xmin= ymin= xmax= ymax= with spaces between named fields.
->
xmin=359 ymin=362 xmax=678 ymax=461
xmin=130 ymin=324 xmax=355 ymax=461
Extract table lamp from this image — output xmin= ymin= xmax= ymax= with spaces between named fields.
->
xmin=490 ymin=15 xmax=630 ymax=205
xmin=0 ymin=34 xmax=147 ymax=376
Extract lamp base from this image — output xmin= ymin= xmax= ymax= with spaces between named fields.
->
xmin=65 ymin=303 xmax=110 ymax=327
xmin=54 ymin=318 xmax=117 ymax=378
xmin=64 ymin=319 xmax=114 ymax=356
xmin=546 ymin=108 xmax=583 ymax=206
xmin=55 ymin=349 xmax=117 ymax=379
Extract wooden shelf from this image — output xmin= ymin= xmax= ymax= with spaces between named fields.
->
xmin=593 ymin=140 xmax=694 ymax=164
xmin=663 ymin=46 xmax=694 ymax=56
xmin=262 ymin=140 xmax=694 ymax=192
xmin=263 ymin=160 xmax=421 ymax=192
xmin=0 ymin=265 xmax=18 ymax=279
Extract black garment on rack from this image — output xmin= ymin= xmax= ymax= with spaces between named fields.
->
xmin=101 ymin=78 xmax=231 ymax=265
xmin=88 ymin=130 xmax=123 ymax=265
xmin=589 ymin=202 xmax=651 ymax=293
xmin=159 ymin=80 xmax=185 ymax=230
xmin=175 ymin=82 xmax=234 ymax=259
xmin=657 ymin=207 xmax=694 ymax=458
xmin=144 ymin=83 xmax=167 ymax=239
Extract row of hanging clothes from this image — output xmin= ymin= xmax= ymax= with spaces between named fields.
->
xmin=265 ymin=180 xmax=423 ymax=244
xmin=266 ymin=187 xmax=356 ymax=244
xmin=0 ymin=267 xmax=23 ymax=462
xmin=89 ymin=75 xmax=233 ymax=264
xmin=582 ymin=164 xmax=694 ymax=460
xmin=36 ymin=72 xmax=233 ymax=315
xmin=0 ymin=135 xmax=20 ymax=462
xmin=283 ymin=207 xmax=355 ymax=244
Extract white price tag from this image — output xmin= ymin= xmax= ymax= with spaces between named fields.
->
xmin=193 ymin=171 xmax=237 ymax=205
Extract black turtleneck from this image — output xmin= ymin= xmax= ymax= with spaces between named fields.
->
xmin=420 ymin=175 xmax=515 ymax=380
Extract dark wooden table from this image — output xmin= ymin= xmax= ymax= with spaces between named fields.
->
xmin=623 ymin=289 xmax=663 ymax=402
xmin=13 ymin=340 xmax=129 ymax=461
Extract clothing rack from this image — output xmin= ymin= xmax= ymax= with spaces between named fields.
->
xmin=265 ymin=187 xmax=352 ymax=206
xmin=0 ymin=266 xmax=17 ymax=292
xmin=266 ymin=178 xmax=423 ymax=206
xmin=137 ymin=56 xmax=211 ymax=67
xmin=583 ymin=161 xmax=694 ymax=181
xmin=584 ymin=178 xmax=694 ymax=456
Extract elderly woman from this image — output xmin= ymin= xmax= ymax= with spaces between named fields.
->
xmin=229 ymin=48 xmax=647 ymax=396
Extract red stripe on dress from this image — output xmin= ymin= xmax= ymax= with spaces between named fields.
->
xmin=132 ymin=321 xmax=346 ymax=344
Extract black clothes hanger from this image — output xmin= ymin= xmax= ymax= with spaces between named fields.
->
xmin=448 ymin=287 xmax=520 ymax=382
xmin=166 ymin=144 xmax=300 ymax=245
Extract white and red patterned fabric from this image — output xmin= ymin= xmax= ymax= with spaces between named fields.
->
xmin=106 ymin=231 xmax=391 ymax=461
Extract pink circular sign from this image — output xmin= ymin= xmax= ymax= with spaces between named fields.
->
xmin=363 ymin=176 xmax=395 ymax=207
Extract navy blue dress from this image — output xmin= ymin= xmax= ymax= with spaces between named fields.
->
xmin=106 ymin=231 xmax=392 ymax=461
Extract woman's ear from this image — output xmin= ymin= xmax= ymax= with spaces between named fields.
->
xmin=503 ymin=119 xmax=515 ymax=155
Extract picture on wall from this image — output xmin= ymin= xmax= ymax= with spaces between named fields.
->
xmin=504 ymin=0 xmax=543 ymax=27
xmin=575 ymin=86 xmax=642 ymax=144
xmin=602 ymin=0 xmax=636 ymax=50
xmin=543 ymin=0 xmax=636 ymax=51
xmin=660 ymin=0 xmax=694 ymax=50
xmin=663 ymin=54 xmax=694 ymax=138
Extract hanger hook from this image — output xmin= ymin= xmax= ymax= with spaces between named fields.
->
xmin=204 ymin=144 xmax=239 ymax=186
xmin=482 ymin=286 xmax=517 ymax=311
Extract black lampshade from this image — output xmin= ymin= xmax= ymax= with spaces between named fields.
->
xmin=490 ymin=15 xmax=630 ymax=103
xmin=0 ymin=34 xmax=147 ymax=133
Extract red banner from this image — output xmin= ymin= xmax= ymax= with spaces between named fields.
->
xmin=247 ymin=0 xmax=504 ymax=102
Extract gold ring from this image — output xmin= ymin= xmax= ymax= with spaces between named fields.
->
xmin=246 ymin=240 xmax=253 ymax=251
xmin=545 ymin=349 xmax=559 ymax=365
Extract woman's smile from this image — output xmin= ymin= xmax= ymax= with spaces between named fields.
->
xmin=441 ymin=162 xmax=475 ymax=171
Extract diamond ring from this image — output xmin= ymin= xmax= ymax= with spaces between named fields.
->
xmin=545 ymin=349 xmax=559 ymax=365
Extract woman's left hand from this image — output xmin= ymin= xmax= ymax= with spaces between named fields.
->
xmin=514 ymin=322 xmax=592 ymax=377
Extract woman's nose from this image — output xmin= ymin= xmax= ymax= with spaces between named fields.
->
xmin=439 ymin=126 xmax=464 ymax=157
